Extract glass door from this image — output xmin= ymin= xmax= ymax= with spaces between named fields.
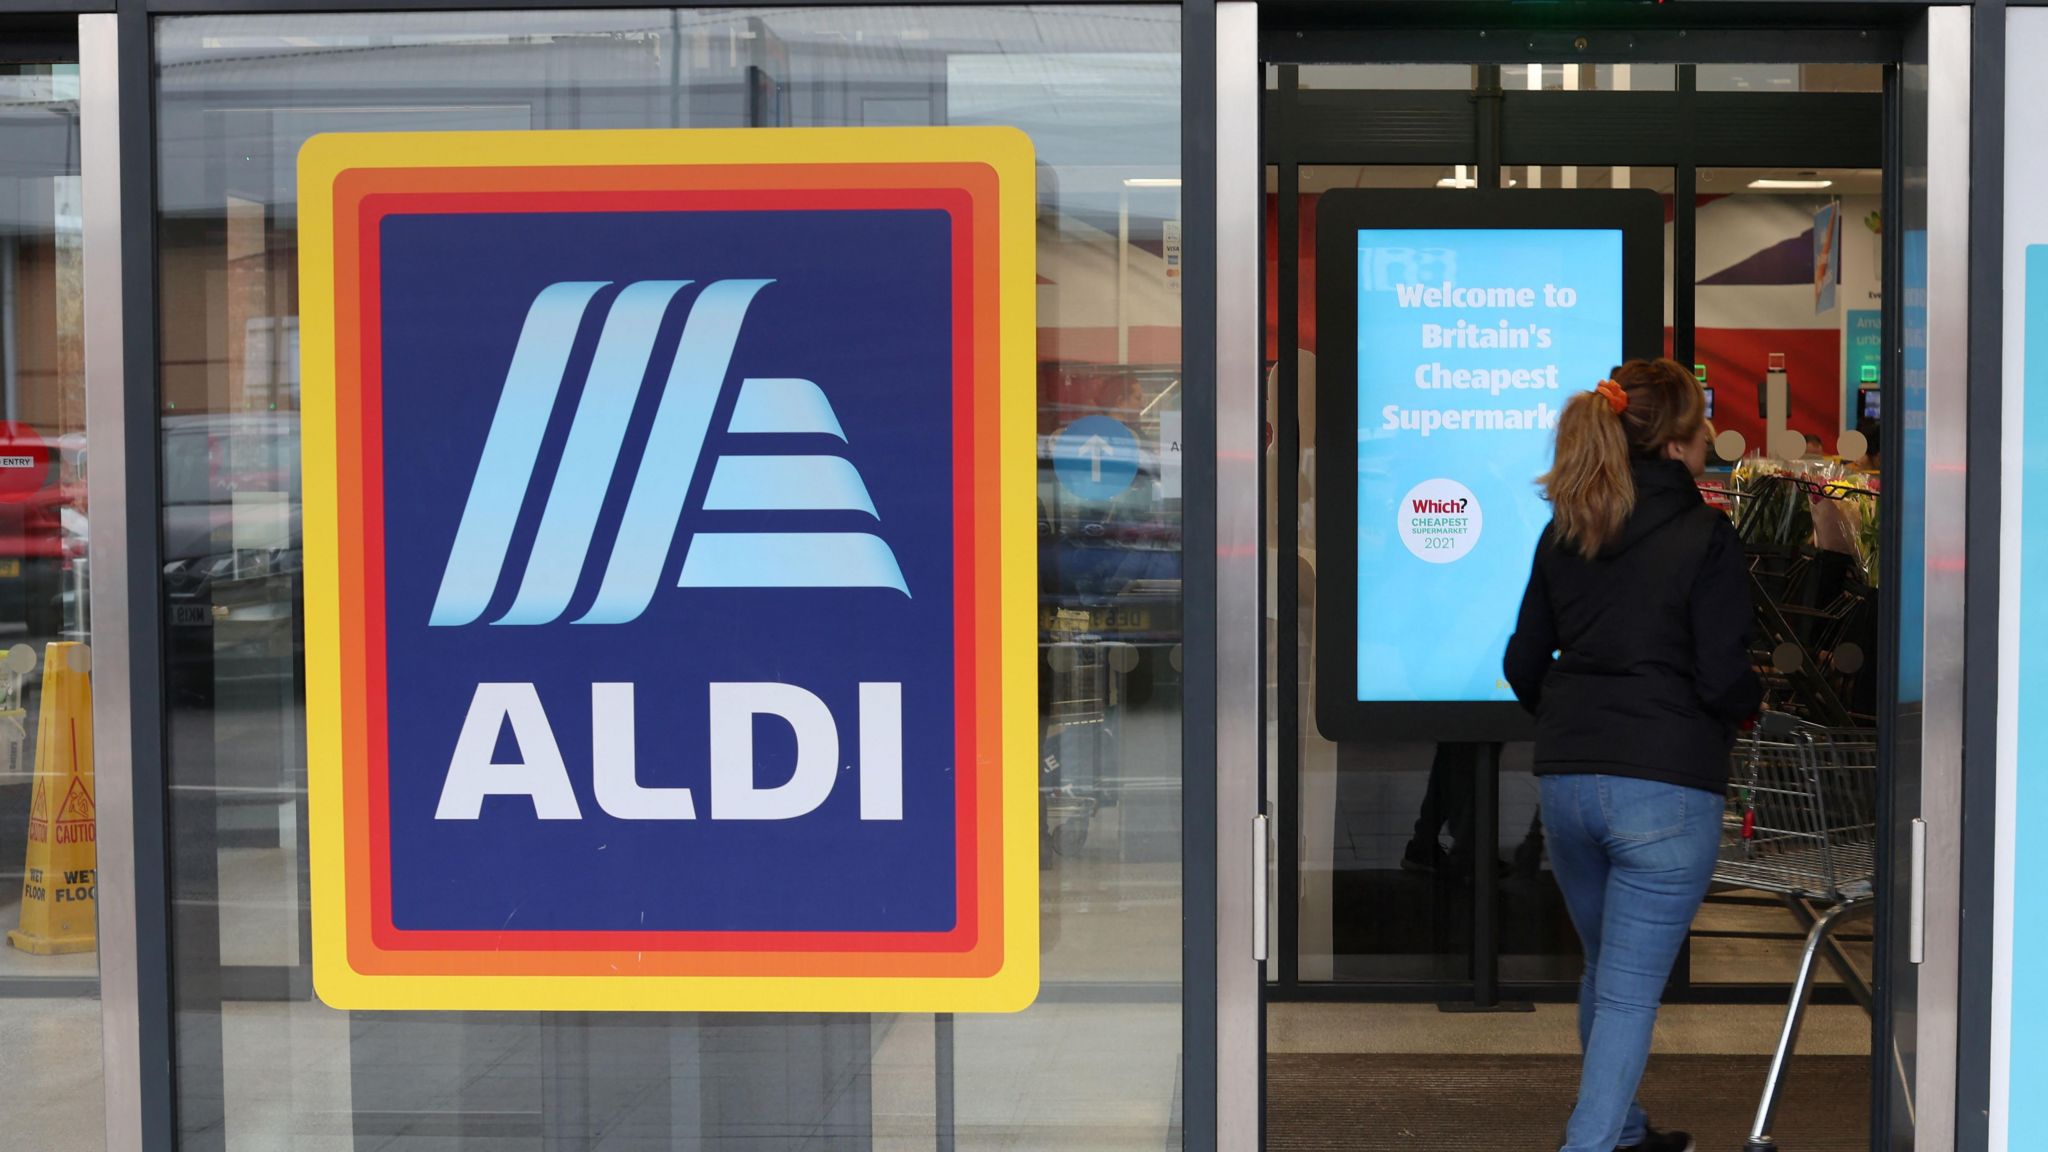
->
xmin=1256 ymin=21 xmax=1950 ymax=1149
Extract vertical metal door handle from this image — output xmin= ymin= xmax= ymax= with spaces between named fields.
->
xmin=1909 ymin=816 xmax=1926 ymax=965
xmin=1252 ymin=813 xmax=1269 ymax=963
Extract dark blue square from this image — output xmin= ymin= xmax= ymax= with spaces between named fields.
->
xmin=376 ymin=207 xmax=960 ymax=934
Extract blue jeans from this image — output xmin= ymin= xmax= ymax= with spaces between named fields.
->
xmin=1540 ymin=774 xmax=1721 ymax=1152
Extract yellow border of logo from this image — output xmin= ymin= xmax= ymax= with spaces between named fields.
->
xmin=300 ymin=127 xmax=1038 ymax=1012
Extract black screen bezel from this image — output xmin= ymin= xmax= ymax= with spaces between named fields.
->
xmin=1311 ymin=188 xmax=1667 ymax=743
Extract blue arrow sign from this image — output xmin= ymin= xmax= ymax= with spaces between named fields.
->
xmin=1053 ymin=415 xmax=1140 ymax=501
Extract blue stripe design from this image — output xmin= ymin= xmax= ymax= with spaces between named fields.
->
xmin=578 ymin=279 xmax=773 ymax=625
xmin=701 ymin=455 xmax=878 ymax=517
xmin=727 ymin=378 xmax=846 ymax=439
xmin=496 ymin=280 xmax=691 ymax=626
xmin=676 ymin=532 xmax=909 ymax=596
xmin=428 ymin=281 xmax=607 ymax=627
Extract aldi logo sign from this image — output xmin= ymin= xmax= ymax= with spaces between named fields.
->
xmin=428 ymin=279 xmax=912 ymax=627
xmin=299 ymin=128 xmax=1037 ymax=1012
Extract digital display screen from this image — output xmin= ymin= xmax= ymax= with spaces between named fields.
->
xmin=1353 ymin=227 xmax=1625 ymax=703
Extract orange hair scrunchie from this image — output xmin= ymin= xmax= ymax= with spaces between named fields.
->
xmin=1594 ymin=379 xmax=1629 ymax=415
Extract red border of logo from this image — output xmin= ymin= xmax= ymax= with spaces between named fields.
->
xmin=323 ymin=162 xmax=1010 ymax=982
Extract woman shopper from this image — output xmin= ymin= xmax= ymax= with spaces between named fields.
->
xmin=1504 ymin=358 xmax=1763 ymax=1152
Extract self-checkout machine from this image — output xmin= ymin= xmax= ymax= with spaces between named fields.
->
xmin=1758 ymin=351 xmax=1810 ymax=461
xmin=1755 ymin=350 xmax=1872 ymax=464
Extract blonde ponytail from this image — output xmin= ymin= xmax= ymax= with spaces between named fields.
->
xmin=1539 ymin=357 xmax=1709 ymax=560
xmin=1541 ymin=389 xmax=1634 ymax=559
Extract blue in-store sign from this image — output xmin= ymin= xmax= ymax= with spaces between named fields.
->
xmin=1052 ymin=415 xmax=1140 ymax=501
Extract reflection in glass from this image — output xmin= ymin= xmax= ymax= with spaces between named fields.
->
xmin=1696 ymin=63 xmax=1885 ymax=93
xmin=0 ymin=59 xmax=103 ymax=1152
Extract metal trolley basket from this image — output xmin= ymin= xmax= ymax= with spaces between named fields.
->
xmin=1715 ymin=713 xmax=1878 ymax=1152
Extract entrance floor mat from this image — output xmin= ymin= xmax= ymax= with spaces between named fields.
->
xmin=1268 ymin=1052 xmax=1870 ymax=1150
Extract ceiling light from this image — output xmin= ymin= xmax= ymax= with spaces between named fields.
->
xmin=1747 ymin=178 xmax=1834 ymax=190
xmin=1123 ymin=177 xmax=1182 ymax=188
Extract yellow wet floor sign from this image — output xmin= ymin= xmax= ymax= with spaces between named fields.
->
xmin=10 ymin=642 xmax=95 ymax=955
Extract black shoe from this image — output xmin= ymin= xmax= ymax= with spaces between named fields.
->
xmin=1618 ymin=1128 xmax=1695 ymax=1152
xmin=1400 ymin=838 xmax=1449 ymax=873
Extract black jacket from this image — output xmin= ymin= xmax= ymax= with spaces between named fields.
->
xmin=1503 ymin=458 xmax=1763 ymax=794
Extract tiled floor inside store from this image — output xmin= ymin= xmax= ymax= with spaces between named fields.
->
xmin=1268 ymin=1000 xmax=1871 ymax=1059
xmin=1269 ymin=1003 xmax=1873 ymax=1151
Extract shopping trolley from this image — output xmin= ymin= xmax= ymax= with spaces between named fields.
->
xmin=1715 ymin=713 xmax=1878 ymax=1152
xmin=0 ymin=645 xmax=32 ymax=777
xmin=1041 ymin=608 xmax=1139 ymax=858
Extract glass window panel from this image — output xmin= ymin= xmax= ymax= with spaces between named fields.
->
xmin=1296 ymin=64 xmax=1476 ymax=90
xmin=156 ymin=8 xmax=1181 ymax=1149
xmin=1696 ymin=63 xmax=1884 ymax=92
xmin=1286 ymin=63 xmax=1675 ymax=92
xmin=1518 ymin=63 xmax=1677 ymax=92
xmin=0 ymin=56 xmax=101 ymax=1152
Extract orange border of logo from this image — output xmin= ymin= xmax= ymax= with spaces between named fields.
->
xmin=300 ymin=128 xmax=1038 ymax=1012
